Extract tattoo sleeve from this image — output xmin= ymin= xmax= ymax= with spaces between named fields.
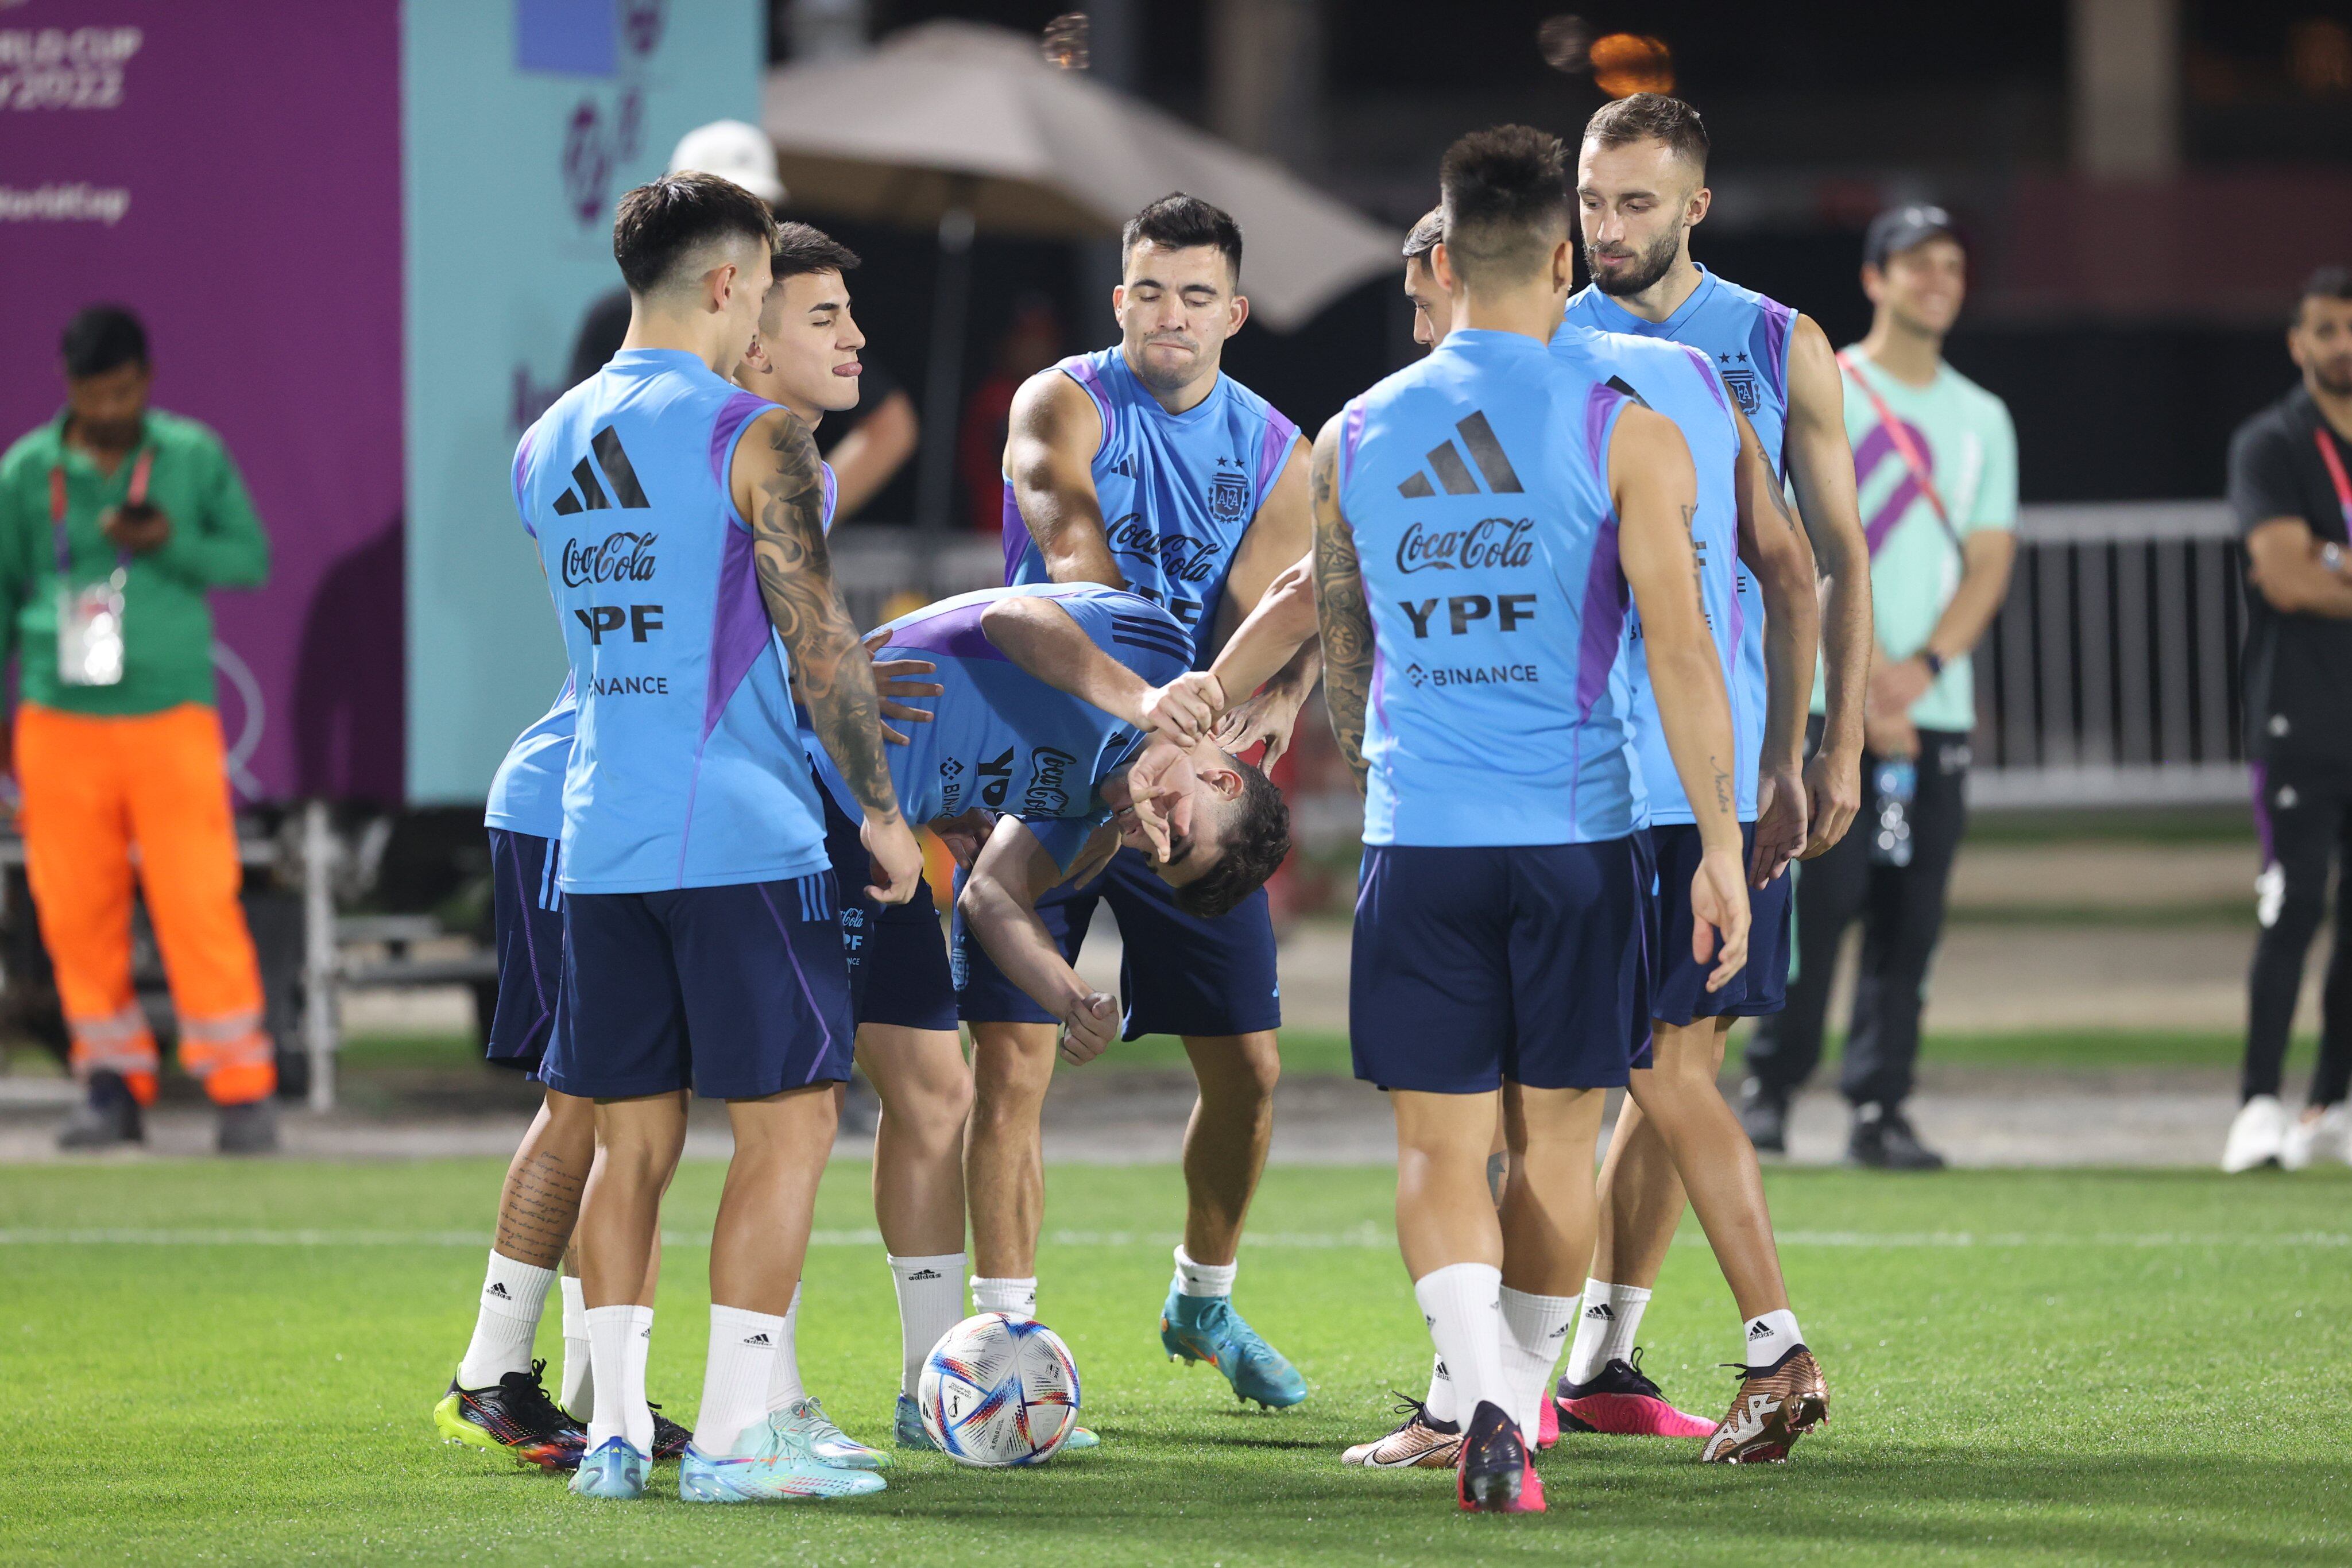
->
xmin=1308 ymin=429 xmax=1373 ymax=797
xmin=751 ymin=413 xmax=902 ymax=822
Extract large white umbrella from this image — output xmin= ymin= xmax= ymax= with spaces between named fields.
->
xmin=762 ymin=21 xmax=1399 ymax=528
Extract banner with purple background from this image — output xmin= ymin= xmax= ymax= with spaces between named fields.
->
xmin=0 ymin=1 xmax=405 ymax=803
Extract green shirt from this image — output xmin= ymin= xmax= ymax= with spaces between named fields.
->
xmin=0 ymin=408 xmax=271 ymax=716
xmin=1815 ymin=351 xmax=2018 ymax=734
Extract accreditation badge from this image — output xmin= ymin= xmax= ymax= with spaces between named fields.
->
xmin=56 ymin=568 xmax=127 ymax=687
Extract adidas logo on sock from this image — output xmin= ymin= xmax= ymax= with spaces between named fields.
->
xmin=744 ymin=1333 xmax=772 ymax=1346
xmin=1586 ymin=1303 xmax=1614 ymax=1321
xmin=1748 ymin=1321 xmax=1773 ymax=1340
xmin=907 ymin=1269 xmax=942 ymax=1281
xmin=488 ymin=1283 xmax=512 ymax=1299
xmin=1548 ymin=1323 xmax=1572 ymax=1341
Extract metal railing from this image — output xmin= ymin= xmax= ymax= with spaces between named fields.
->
xmin=1971 ymin=502 xmax=2247 ymax=808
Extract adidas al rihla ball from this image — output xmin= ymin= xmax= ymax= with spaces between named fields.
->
xmin=918 ymin=1312 xmax=1082 ymax=1467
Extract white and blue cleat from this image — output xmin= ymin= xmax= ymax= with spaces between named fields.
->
xmin=567 ymin=1435 xmax=649 ymax=1500
xmin=677 ymin=1411 xmax=888 ymax=1503
xmin=1160 ymin=1286 xmax=1307 ymax=1409
xmin=774 ymin=1396 xmax=891 ymax=1470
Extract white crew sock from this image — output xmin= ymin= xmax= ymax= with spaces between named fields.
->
xmin=1422 ymin=1352 xmax=1457 ymax=1426
xmin=1413 ymin=1263 xmax=1507 ymax=1433
xmin=1744 ymin=1308 xmax=1804 ymax=1372
xmin=765 ymin=1284 xmax=808 ymax=1412
xmin=972 ymin=1275 xmax=1038 ymax=1321
xmin=1498 ymin=1286 xmax=1580 ymax=1443
xmin=890 ymin=1253 xmax=969 ymax=1399
xmin=585 ymin=1304 xmax=655 ymax=1455
xmin=456 ymin=1252 xmax=557 ymax=1389
xmin=1170 ymin=1245 xmax=1238 ymax=1299
xmin=699 ymin=1304 xmax=785 ymax=1457
xmin=558 ymin=1276 xmax=593 ymax=1418
xmin=1564 ymin=1278 xmax=1651 ymax=1387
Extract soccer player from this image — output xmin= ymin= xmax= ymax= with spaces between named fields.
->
xmin=1543 ymin=94 xmax=1867 ymax=1450
xmin=1314 ymin=125 xmax=1750 ymax=1511
xmin=432 ymin=220 xmax=887 ymax=1477
xmin=962 ymin=193 xmax=1314 ymax=1412
xmin=519 ymin=172 xmax=920 ymax=1505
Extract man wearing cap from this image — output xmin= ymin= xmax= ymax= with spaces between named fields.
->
xmin=566 ymin=121 xmax=920 ymax=522
xmin=1739 ymin=205 xmax=2017 ymax=1169
xmin=0 ymin=305 xmax=277 ymax=1151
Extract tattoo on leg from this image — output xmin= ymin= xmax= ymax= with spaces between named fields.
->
xmin=496 ymin=1149 xmax=585 ymax=1268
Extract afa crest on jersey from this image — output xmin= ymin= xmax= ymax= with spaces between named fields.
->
xmin=1720 ymin=367 xmax=1761 ymax=415
xmin=1209 ymin=469 xmax=1251 ymax=524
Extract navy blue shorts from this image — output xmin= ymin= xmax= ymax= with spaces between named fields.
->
xmin=817 ymin=775 xmax=960 ymax=1033
xmin=1646 ymin=822 xmax=1793 ymax=1027
xmin=1350 ymin=838 xmax=1653 ymax=1093
xmin=541 ymin=872 xmax=855 ymax=1101
xmin=485 ymin=828 xmax=564 ymax=1075
xmin=952 ymin=845 xmax=1282 ymax=1040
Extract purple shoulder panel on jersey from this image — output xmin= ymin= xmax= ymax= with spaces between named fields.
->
xmin=1756 ymin=297 xmax=1796 ymax=405
xmin=883 ymin=602 xmax=1008 ymax=664
xmin=999 ymin=480 xmax=1035 ymax=582
xmin=513 ymin=429 xmax=538 ymax=539
xmin=1681 ymin=344 xmax=1733 ymax=420
xmin=1573 ymin=381 xmax=1635 ymax=719
xmin=820 ymin=460 xmax=838 ymax=532
xmin=707 ymin=391 xmax=776 ymax=529
xmin=703 ymin=523 xmax=775 ymax=744
xmin=1253 ymin=407 xmax=1300 ymax=498
xmin=1059 ymin=354 xmax=1117 ymax=450
xmin=1338 ymin=399 xmax=1367 ymax=493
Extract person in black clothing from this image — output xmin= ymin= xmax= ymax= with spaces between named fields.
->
xmin=2222 ymin=266 xmax=2352 ymax=1173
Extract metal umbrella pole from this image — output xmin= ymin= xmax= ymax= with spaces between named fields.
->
xmin=911 ymin=180 xmax=977 ymax=593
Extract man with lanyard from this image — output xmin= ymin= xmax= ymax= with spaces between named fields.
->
xmin=2221 ymin=266 xmax=2352 ymax=1172
xmin=1743 ymin=204 xmax=2019 ymax=1168
xmin=0 ymin=305 xmax=277 ymax=1152
xmin=964 ymin=192 xmax=1314 ymax=1414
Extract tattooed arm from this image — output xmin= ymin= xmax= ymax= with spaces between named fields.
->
xmin=1782 ymin=315 xmax=1871 ymax=855
xmin=1307 ymin=417 xmax=1373 ymax=797
xmin=1614 ymin=402 xmax=1749 ymax=990
xmin=1005 ymin=370 xmax=1125 ymax=589
xmin=734 ymin=408 xmax=923 ymax=903
xmin=1731 ymin=397 xmax=1820 ymax=886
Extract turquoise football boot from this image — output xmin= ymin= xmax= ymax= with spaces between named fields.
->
xmin=678 ymin=1411 xmax=887 ymax=1503
xmin=894 ymin=1393 xmax=939 ymax=1451
xmin=772 ymin=1396 xmax=891 ymax=1470
xmin=1159 ymin=1286 xmax=1307 ymax=1408
xmin=567 ymin=1435 xmax=649 ymax=1500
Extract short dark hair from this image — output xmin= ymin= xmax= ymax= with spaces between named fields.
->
xmin=771 ymin=221 xmax=861 ymax=283
xmin=1172 ymin=759 xmax=1290 ymax=920
xmin=2299 ymin=266 xmax=2352 ymax=324
xmin=1403 ymin=207 xmax=1444 ymax=262
xmin=1438 ymin=125 xmax=1570 ymax=285
xmin=611 ymin=172 xmax=776 ymax=296
xmin=62 ymin=306 xmax=148 ymax=379
xmin=1583 ymin=92 xmax=1709 ymax=174
xmin=1121 ymin=193 xmax=1244 ymax=285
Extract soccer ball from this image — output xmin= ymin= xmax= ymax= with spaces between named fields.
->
xmin=918 ymin=1313 xmax=1082 ymax=1467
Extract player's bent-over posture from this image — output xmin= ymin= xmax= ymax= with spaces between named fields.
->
xmin=434 ymin=220 xmax=880 ymax=1477
xmin=519 ymin=173 xmax=921 ymax=1506
xmin=1316 ymin=125 xmax=1753 ymax=1513
xmin=804 ymin=581 xmax=1293 ymax=1450
xmin=966 ymin=192 xmax=1314 ymax=1413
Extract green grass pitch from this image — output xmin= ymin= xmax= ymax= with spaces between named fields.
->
xmin=5 ymin=1159 xmax=2347 ymax=1565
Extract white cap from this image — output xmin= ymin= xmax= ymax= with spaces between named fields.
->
xmin=667 ymin=119 xmax=786 ymax=206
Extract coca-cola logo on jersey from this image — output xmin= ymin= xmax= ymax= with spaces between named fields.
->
xmin=1396 ymin=517 xmax=1534 ymax=574
xmin=562 ymin=531 xmax=659 ymax=587
xmin=1106 ymin=514 xmax=1219 ymax=584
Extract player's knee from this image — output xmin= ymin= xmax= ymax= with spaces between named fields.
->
xmin=1194 ymin=1037 xmax=1281 ymax=1106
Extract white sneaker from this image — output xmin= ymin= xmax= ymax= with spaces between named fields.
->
xmin=2222 ymin=1095 xmax=2289 ymax=1173
xmin=2282 ymin=1103 xmax=2352 ymax=1170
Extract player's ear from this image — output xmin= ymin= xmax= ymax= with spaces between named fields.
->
xmin=1111 ymin=282 xmax=1128 ymax=327
xmin=1686 ymin=181 xmax=1712 ymax=228
xmin=1431 ymin=239 xmax=1460 ymax=298
xmin=1227 ymin=291 xmax=1249 ymax=335
xmin=1197 ymin=759 xmax=1245 ymax=800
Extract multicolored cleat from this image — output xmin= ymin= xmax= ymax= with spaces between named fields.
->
xmin=774 ymin=1396 xmax=891 ymax=1470
xmin=894 ymin=1392 xmax=939 ymax=1450
xmin=677 ymin=1411 xmax=888 ymax=1502
xmin=1340 ymin=1395 xmax=1461 ymax=1468
xmin=568 ymin=1435 xmax=649 ymax=1499
xmin=649 ymin=1403 xmax=693 ymax=1462
xmin=1160 ymin=1287 xmax=1307 ymax=1409
xmin=1455 ymin=1400 xmax=1541 ymax=1513
xmin=434 ymin=1359 xmax=585 ymax=1472
xmin=1699 ymin=1346 xmax=1830 ymax=1464
xmin=1554 ymin=1348 xmax=1716 ymax=1438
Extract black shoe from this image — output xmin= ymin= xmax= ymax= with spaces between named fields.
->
xmin=1454 ymin=1399 xmax=1537 ymax=1512
xmin=57 ymin=1070 xmax=144 ymax=1150
xmin=216 ymin=1096 xmax=280 ymax=1155
xmin=1738 ymin=1079 xmax=1786 ymax=1153
xmin=433 ymin=1358 xmax=587 ymax=1472
xmin=1847 ymin=1104 xmax=1944 ymax=1170
xmin=649 ymin=1403 xmax=693 ymax=1461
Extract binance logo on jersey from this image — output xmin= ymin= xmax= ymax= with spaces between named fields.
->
xmin=1396 ymin=411 xmax=1523 ymax=500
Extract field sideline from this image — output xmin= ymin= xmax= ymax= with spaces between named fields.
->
xmin=6 ymin=1159 xmax=2347 ymax=1565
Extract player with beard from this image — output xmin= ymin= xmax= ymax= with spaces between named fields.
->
xmin=959 ymin=193 xmax=1314 ymax=1418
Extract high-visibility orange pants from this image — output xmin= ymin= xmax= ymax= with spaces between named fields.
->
xmin=16 ymin=702 xmax=274 ymax=1106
